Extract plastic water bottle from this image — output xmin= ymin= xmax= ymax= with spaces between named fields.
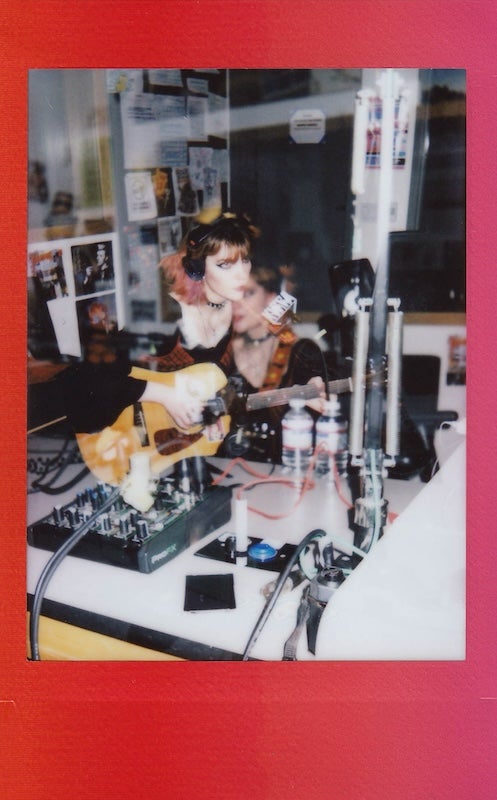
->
xmin=281 ymin=399 xmax=313 ymax=474
xmin=315 ymin=395 xmax=348 ymax=477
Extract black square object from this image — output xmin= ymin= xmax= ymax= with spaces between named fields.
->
xmin=184 ymin=574 xmax=236 ymax=612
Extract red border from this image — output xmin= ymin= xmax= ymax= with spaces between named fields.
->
xmin=2 ymin=2 xmax=497 ymax=797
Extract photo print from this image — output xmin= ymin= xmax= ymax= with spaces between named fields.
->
xmin=72 ymin=240 xmax=115 ymax=296
xmin=158 ymin=215 xmax=182 ymax=256
xmin=28 ymin=248 xmax=67 ymax=300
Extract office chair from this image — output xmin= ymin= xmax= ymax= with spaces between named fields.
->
xmin=396 ymin=354 xmax=458 ymax=481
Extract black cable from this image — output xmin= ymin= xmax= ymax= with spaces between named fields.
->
xmin=29 ymin=486 xmax=120 ymax=661
xmin=29 ymin=434 xmax=73 ymax=482
xmin=28 ymin=435 xmax=73 ymax=478
xmin=30 ymin=434 xmax=89 ymax=494
xmin=242 ymin=528 xmax=327 ymax=661
xmin=32 ymin=454 xmax=78 ymax=489
xmin=31 ymin=464 xmax=90 ymax=495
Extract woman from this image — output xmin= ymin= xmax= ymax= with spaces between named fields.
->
xmin=231 ymin=265 xmax=297 ymax=393
xmin=61 ymin=213 xmax=255 ymax=437
xmin=141 ymin=212 xmax=254 ymax=428
xmin=226 ymin=266 xmax=326 ymax=462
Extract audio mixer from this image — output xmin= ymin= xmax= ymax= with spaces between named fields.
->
xmin=28 ymin=459 xmax=233 ymax=573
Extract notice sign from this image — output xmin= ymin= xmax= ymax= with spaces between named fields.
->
xmin=289 ymin=109 xmax=325 ymax=144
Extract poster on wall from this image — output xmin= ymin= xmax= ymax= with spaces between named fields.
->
xmin=28 ymin=247 xmax=68 ymax=300
xmin=125 ymin=171 xmax=158 ymax=221
xmin=121 ymin=92 xmax=188 ymax=169
xmin=27 ymin=247 xmax=70 ymax=357
xmin=71 ymin=240 xmax=115 ymax=296
xmin=28 ymin=233 xmax=124 ymax=358
xmin=447 ymin=334 xmax=466 ymax=385
xmin=172 ymin=166 xmax=199 ymax=215
xmin=151 ymin=167 xmax=176 ymax=217
xmin=158 ymin=216 xmax=182 ymax=256
xmin=76 ymin=293 xmax=119 ymax=340
xmin=365 ymin=96 xmax=409 ymax=169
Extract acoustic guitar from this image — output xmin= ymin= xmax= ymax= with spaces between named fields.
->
xmin=76 ymin=362 xmax=356 ymax=485
xmin=75 ymin=364 xmax=232 ymax=485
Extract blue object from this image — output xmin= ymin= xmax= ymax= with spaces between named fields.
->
xmin=248 ymin=542 xmax=277 ymax=562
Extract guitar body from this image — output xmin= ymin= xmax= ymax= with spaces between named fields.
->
xmin=76 ymin=363 xmax=230 ymax=485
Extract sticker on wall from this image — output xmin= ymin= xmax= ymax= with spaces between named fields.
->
xmin=289 ymin=109 xmax=325 ymax=144
xmin=365 ymin=95 xmax=409 ymax=169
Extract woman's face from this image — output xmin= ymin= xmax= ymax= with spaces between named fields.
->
xmin=203 ymin=244 xmax=251 ymax=303
xmin=232 ymin=275 xmax=275 ymax=335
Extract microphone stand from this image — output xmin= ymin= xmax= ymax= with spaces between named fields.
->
xmin=348 ymin=70 xmax=405 ymax=555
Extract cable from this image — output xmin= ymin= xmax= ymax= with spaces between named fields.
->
xmin=29 ymin=434 xmax=89 ymax=495
xmin=31 ymin=464 xmax=90 ymax=495
xmin=368 ymin=448 xmax=382 ymax=552
xmin=29 ymin=486 xmax=120 ymax=661
xmin=29 ymin=433 xmax=73 ymax=480
xmin=242 ymin=528 xmax=327 ymax=661
xmin=27 ymin=415 xmax=68 ymax=435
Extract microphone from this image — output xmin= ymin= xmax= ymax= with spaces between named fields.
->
xmin=261 ymin=291 xmax=297 ymax=334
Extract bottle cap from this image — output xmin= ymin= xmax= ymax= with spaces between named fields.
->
xmin=323 ymin=394 xmax=340 ymax=415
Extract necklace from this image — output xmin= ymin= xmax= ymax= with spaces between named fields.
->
xmin=195 ymin=301 xmax=228 ymax=346
xmin=241 ymin=331 xmax=272 ymax=346
xmin=234 ymin=333 xmax=276 ymax=389
xmin=206 ymin=299 xmax=226 ymax=310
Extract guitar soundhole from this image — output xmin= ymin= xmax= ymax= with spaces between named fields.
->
xmin=154 ymin=428 xmax=203 ymax=456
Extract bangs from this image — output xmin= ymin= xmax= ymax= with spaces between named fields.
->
xmin=204 ymin=220 xmax=252 ymax=255
xmin=211 ymin=242 xmax=250 ymax=262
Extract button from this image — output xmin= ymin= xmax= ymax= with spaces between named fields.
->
xmin=248 ymin=542 xmax=277 ymax=562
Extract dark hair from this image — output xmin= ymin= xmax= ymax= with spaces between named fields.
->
xmin=182 ymin=213 xmax=257 ymax=281
xmin=249 ymin=265 xmax=280 ymax=295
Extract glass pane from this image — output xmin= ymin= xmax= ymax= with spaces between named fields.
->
xmin=28 ymin=69 xmax=115 ymax=243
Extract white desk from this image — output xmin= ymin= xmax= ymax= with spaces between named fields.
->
xmin=27 ymin=435 xmax=465 ymax=661
xmin=315 ymin=440 xmax=466 ymax=660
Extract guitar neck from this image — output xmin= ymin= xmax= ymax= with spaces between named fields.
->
xmin=246 ymin=376 xmax=353 ymax=411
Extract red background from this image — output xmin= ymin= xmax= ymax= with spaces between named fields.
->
xmin=1 ymin=2 xmax=496 ymax=797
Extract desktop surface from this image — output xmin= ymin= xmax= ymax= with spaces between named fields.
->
xmin=27 ymin=433 xmax=465 ymax=662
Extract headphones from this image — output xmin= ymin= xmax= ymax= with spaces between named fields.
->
xmin=182 ymin=212 xmax=258 ymax=281
xmin=182 ymin=222 xmax=215 ymax=281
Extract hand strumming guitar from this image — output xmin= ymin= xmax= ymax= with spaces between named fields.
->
xmin=139 ymin=379 xmax=204 ymax=431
